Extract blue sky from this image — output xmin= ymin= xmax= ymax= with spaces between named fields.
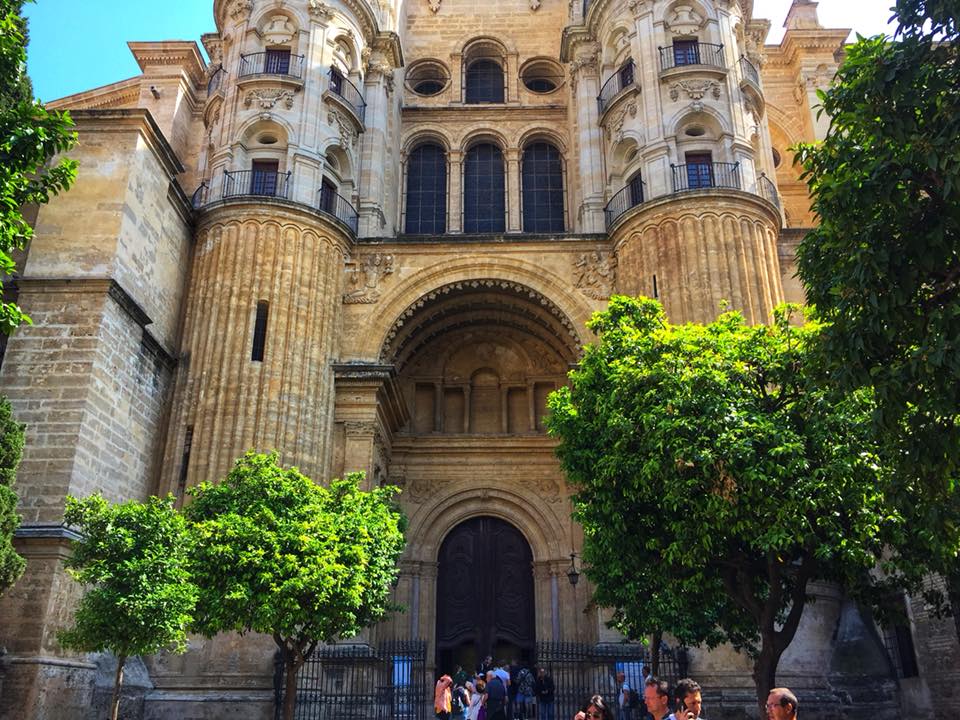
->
xmin=24 ymin=0 xmax=896 ymax=102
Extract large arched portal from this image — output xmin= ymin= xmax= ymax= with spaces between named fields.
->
xmin=436 ymin=516 xmax=534 ymax=672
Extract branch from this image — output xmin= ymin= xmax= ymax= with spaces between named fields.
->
xmin=774 ymin=555 xmax=817 ymax=655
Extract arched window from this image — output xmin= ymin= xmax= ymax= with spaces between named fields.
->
xmin=522 ymin=142 xmax=565 ymax=233
xmin=465 ymin=60 xmax=504 ymax=103
xmin=405 ymin=143 xmax=447 ymax=235
xmin=463 ymin=143 xmax=505 ymax=233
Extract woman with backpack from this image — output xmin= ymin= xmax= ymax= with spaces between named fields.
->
xmin=451 ymin=681 xmax=470 ymax=720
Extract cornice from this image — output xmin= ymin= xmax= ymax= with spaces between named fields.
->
xmin=46 ymin=77 xmax=142 ymax=111
xmin=128 ymin=41 xmax=207 ymax=89
xmin=765 ymin=28 xmax=850 ymax=66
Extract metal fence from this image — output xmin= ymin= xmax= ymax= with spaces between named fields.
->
xmin=534 ymin=642 xmax=685 ymax=720
xmin=671 ymin=161 xmax=741 ymax=193
xmin=223 ymin=169 xmax=293 ymax=200
xmin=318 ymin=187 xmax=360 ymax=236
xmin=604 ymin=177 xmax=646 ymax=229
xmin=598 ymin=59 xmax=636 ymax=115
xmin=239 ymin=51 xmax=306 ymax=79
xmin=329 ymin=68 xmax=367 ymax=126
xmin=276 ymin=640 xmax=428 ymax=720
xmin=739 ymin=56 xmax=760 ymax=85
xmin=658 ymin=42 xmax=725 ymax=72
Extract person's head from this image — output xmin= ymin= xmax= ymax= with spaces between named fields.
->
xmin=537 ymin=666 xmax=547 ymax=677
xmin=455 ymin=664 xmax=462 ymax=673
xmin=766 ymin=688 xmax=798 ymax=720
xmin=486 ymin=671 xmax=496 ymax=683
xmin=440 ymin=674 xmax=452 ymax=687
xmin=484 ymin=655 xmax=493 ymax=665
xmin=674 ymin=679 xmax=702 ymax=718
xmin=616 ymin=671 xmax=625 ymax=683
xmin=642 ymin=665 xmax=651 ymax=678
xmin=476 ymin=678 xmax=486 ymax=693
xmin=644 ymin=677 xmax=671 ymax=718
xmin=583 ymin=694 xmax=614 ymax=720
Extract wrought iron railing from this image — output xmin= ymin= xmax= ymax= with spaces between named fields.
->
xmin=739 ymin=55 xmax=760 ymax=85
xmin=222 ymin=169 xmax=292 ymax=200
xmin=207 ymin=65 xmax=226 ymax=95
xmin=597 ymin=59 xmax=636 ymax=115
xmin=238 ymin=51 xmax=305 ymax=79
xmin=658 ymin=42 xmax=725 ymax=72
xmin=318 ymin=186 xmax=360 ymax=235
xmin=604 ymin=176 xmax=646 ymax=229
xmin=671 ymin=161 xmax=741 ymax=193
xmin=757 ymin=172 xmax=781 ymax=208
xmin=328 ymin=68 xmax=367 ymax=125
xmin=191 ymin=182 xmax=210 ymax=209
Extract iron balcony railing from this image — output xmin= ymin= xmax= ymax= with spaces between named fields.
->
xmin=238 ymin=51 xmax=305 ymax=79
xmin=207 ymin=65 xmax=226 ymax=95
xmin=191 ymin=181 xmax=209 ymax=209
xmin=658 ymin=42 xmax=725 ymax=72
xmin=671 ymin=161 xmax=741 ymax=193
xmin=222 ymin=169 xmax=292 ymax=200
xmin=328 ymin=68 xmax=367 ymax=125
xmin=739 ymin=55 xmax=760 ymax=85
xmin=318 ymin=186 xmax=360 ymax=236
xmin=757 ymin=172 xmax=781 ymax=208
xmin=597 ymin=59 xmax=636 ymax=115
xmin=604 ymin=176 xmax=646 ymax=229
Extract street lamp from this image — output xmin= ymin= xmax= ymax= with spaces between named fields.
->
xmin=567 ymin=551 xmax=580 ymax=586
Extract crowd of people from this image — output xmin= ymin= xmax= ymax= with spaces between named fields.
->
xmin=434 ymin=660 xmax=800 ymax=720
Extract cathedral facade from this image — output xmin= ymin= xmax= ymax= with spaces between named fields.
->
xmin=1 ymin=0 xmax=958 ymax=718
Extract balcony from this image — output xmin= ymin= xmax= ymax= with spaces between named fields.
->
xmin=604 ymin=176 xmax=646 ymax=228
xmin=238 ymin=51 xmax=305 ymax=80
xmin=658 ymin=42 xmax=726 ymax=73
xmin=207 ymin=65 xmax=226 ymax=95
xmin=671 ymin=161 xmax=741 ymax=192
xmin=738 ymin=56 xmax=764 ymax=115
xmin=597 ymin=59 xmax=636 ymax=116
xmin=326 ymin=67 xmax=367 ymax=128
xmin=318 ymin=186 xmax=360 ymax=236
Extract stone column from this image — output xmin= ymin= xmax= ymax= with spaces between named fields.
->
xmin=506 ymin=147 xmax=522 ymax=233
xmin=448 ymin=150 xmax=463 ymax=234
xmin=570 ymin=42 xmax=606 ymax=233
xmin=358 ymin=55 xmax=398 ymax=237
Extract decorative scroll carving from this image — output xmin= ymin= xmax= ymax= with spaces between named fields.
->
xmin=308 ymin=0 xmax=336 ymax=20
xmin=244 ymin=88 xmax=296 ymax=110
xmin=606 ymin=101 xmax=638 ymax=143
xmin=628 ymin=0 xmax=650 ymax=17
xmin=262 ymin=15 xmax=296 ymax=45
xmin=665 ymin=5 xmax=705 ymax=35
xmin=229 ymin=0 xmax=254 ymax=21
xmin=573 ymin=251 xmax=617 ymax=300
xmin=569 ymin=45 xmax=600 ymax=90
xmin=343 ymin=253 xmax=396 ymax=304
xmin=327 ymin=110 xmax=359 ymax=148
xmin=669 ymin=79 xmax=721 ymax=101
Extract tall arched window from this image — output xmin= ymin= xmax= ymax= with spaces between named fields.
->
xmin=522 ymin=142 xmax=565 ymax=233
xmin=405 ymin=143 xmax=447 ymax=234
xmin=465 ymin=60 xmax=505 ymax=103
xmin=464 ymin=143 xmax=505 ymax=233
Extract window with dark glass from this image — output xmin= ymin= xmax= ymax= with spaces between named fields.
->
xmin=319 ymin=178 xmax=338 ymax=215
xmin=414 ymin=80 xmax=444 ymax=96
xmin=252 ymin=301 xmax=269 ymax=362
xmin=629 ymin=172 xmax=645 ymax=206
xmin=463 ymin=143 xmax=505 ymax=233
xmin=465 ymin=60 xmax=504 ymax=103
xmin=251 ymin=160 xmax=279 ymax=195
xmin=329 ymin=66 xmax=344 ymax=96
xmin=673 ymin=39 xmax=701 ymax=66
xmin=685 ymin=152 xmax=713 ymax=189
xmin=521 ymin=142 xmax=564 ymax=233
xmin=405 ymin=144 xmax=447 ymax=235
xmin=618 ymin=60 xmax=635 ymax=89
xmin=265 ymin=48 xmax=292 ymax=75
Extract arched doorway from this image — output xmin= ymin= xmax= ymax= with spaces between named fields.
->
xmin=436 ymin=516 xmax=535 ymax=673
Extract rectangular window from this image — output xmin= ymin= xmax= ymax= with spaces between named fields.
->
xmin=320 ymin=178 xmax=338 ymax=215
xmin=685 ymin=152 xmax=714 ymax=190
xmin=329 ymin=66 xmax=344 ymax=96
xmin=251 ymin=160 xmax=279 ymax=196
xmin=673 ymin=40 xmax=701 ymax=66
xmin=265 ymin=48 xmax=291 ymax=75
xmin=252 ymin=301 xmax=269 ymax=362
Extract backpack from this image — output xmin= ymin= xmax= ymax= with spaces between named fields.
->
xmin=628 ymin=688 xmax=642 ymax=709
xmin=451 ymin=687 xmax=465 ymax=714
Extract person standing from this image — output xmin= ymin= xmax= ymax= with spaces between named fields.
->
xmin=485 ymin=670 xmax=509 ymax=720
xmin=766 ymin=688 xmax=799 ymax=720
xmin=643 ymin=678 xmax=671 ymax=720
xmin=454 ymin=664 xmax=471 ymax=688
xmin=668 ymin=679 xmax=704 ymax=720
xmin=534 ymin=666 xmax=555 ymax=720
xmin=451 ymin=682 xmax=470 ymax=720
xmin=515 ymin=664 xmax=535 ymax=720
xmin=615 ymin=671 xmax=631 ymax=720
xmin=436 ymin=674 xmax=453 ymax=720
xmin=468 ymin=680 xmax=484 ymax=720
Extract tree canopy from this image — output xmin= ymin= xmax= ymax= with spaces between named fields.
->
xmin=794 ymin=0 xmax=960 ymax=484
xmin=183 ymin=452 xmax=406 ymax=720
xmin=0 ymin=0 xmax=77 ymax=333
xmin=58 ymin=494 xmax=197 ymax=720
xmin=547 ymin=296 xmax=959 ymax=711
xmin=0 ymin=395 xmax=25 ymax=595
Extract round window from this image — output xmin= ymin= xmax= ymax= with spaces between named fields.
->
xmin=406 ymin=60 xmax=450 ymax=97
xmin=521 ymin=59 xmax=564 ymax=95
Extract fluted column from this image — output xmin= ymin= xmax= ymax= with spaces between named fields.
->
xmin=570 ymin=41 xmax=606 ymax=233
xmin=358 ymin=52 xmax=399 ymax=237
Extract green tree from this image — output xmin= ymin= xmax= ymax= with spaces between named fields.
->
xmin=58 ymin=494 xmax=197 ymax=720
xmin=184 ymin=452 xmax=407 ymax=720
xmin=0 ymin=396 xmax=25 ymax=594
xmin=546 ymin=296 xmax=958 ymax=713
xmin=794 ymin=0 xmax=960 ymax=485
xmin=0 ymin=0 xmax=78 ymax=333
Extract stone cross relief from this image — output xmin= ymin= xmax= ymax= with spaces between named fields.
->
xmin=343 ymin=253 xmax=396 ymax=304
xmin=573 ymin=251 xmax=617 ymax=300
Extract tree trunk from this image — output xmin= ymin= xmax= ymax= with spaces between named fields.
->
xmin=651 ymin=630 xmax=662 ymax=677
xmin=111 ymin=654 xmax=126 ymax=720
xmin=752 ymin=636 xmax=782 ymax=719
xmin=283 ymin=656 xmax=300 ymax=720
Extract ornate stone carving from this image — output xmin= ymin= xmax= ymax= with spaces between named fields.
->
xmin=427 ymin=0 xmax=441 ymax=12
xmin=343 ymin=253 xmax=396 ymax=304
xmin=628 ymin=0 xmax=650 ymax=17
xmin=569 ymin=47 xmax=600 ymax=90
xmin=606 ymin=101 xmax=638 ymax=143
xmin=244 ymin=88 xmax=296 ymax=110
xmin=406 ymin=475 xmax=434 ymax=503
xmin=665 ymin=5 xmax=705 ymax=35
xmin=573 ymin=251 xmax=617 ymax=300
xmin=669 ymin=79 xmax=721 ymax=101
xmin=229 ymin=0 xmax=254 ymax=21
xmin=262 ymin=15 xmax=296 ymax=45
xmin=327 ymin=110 xmax=359 ymax=148
xmin=308 ymin=0 xmax=336 ymax=20
xmin=530 ymin=0 xmax=541 ymax=9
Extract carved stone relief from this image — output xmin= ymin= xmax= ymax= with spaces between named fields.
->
xmin=428 ymin=0 xmax=441 ymax=12
xmin=669 ymin=79 xmax=721 ymax=101
xmin=573 ymin=251 xmax=617 ymax=300
xmin=244 ymin=89 xmax=296 ymax=110
xmin=328 ymin=110 xmax=359 ymax=148
xmin=343 ymin=253 xmax=396 ymax=304
xmin=308 ymin=0 xmax=336 ymax=20
xmin=229 ymin=0 xmax=254 ymax=22
xmin=606 ymin=101 xmax=638 ymax=143
xmin=665 ymin=5 xmax=705 ymax=35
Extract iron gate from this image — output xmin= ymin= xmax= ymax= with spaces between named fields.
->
xmin=534 ymin=642 xmax=685 ymax=719
xmin=275 ymin=640 xmax=427 ymax=720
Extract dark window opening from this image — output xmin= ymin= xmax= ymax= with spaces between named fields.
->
xmin=319 ymin=178 xmax=338 ymax=215
xmin=265 ymin=48 xmax=292 ymax=75
xmin=252 ymin=301 xmax=269 ymax=362
xmin=882 ymin=594 xmax=920 ymax=679
xmin=673 ymin=39 xmax=701 ymax=66
xmin=685 ymin=152 xmax=714 ymax=189
xmin=465 ymin=60 xmax=504 ymax=104
xmin=414 ymin=79 xmax=445 ymax=96
xmin=618 ymin=60 xmax=635 ymax=88
xmin=176 ymin=425 xmax=194 ymax=500
xmin=629 ymin=173 xmax=645 ymax=206
xmin=406 ymin=144 xmax=447 ymax=235
xmin=521 ymin=142 xmax=565 ymax=233
xmin=525 ymin=77 xmax=556 ymax=93
xmin=251 ymin=160 xmax=280 ymax=196
xmin=463 ymin=143 xmax=505 ymax=233
xmin=329 ymin=66 xmax=344 ymax=95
